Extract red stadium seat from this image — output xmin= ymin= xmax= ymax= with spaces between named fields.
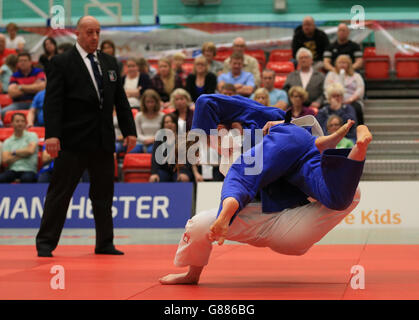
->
xmin=182 ymin=62 xmax=194 ymax=75
xmin=266 ymin=61 xmax=295 ymax=75
xmin=131 ymin=108 xmax=138 ymax=119
xmin=0 ymin=94 xmax=13 ymax=108
xmin=269 ymin=49 xmax=293 ymax=62
xmin=364 ymin=55 xmax=390 ymax=79
xmin=122 ymin=153 xmax=152 ymax=183
xmin=162 ymin=108 xmax=175 ymax=114
xmin=37 ymin=150 xmax=43 ymax=172
xmin=362 ymin=47 xmax=390 ymax=79
xmin=28 ymin=126 xmax=45 ymax=146
xmin=363 ymin=47 xmax=376 ymax=57
xmin=147 ymin=59 xmax=159 ymax=73
xmin=0 ymin=127 xmax=13 ymax=142
xmin=214 ymin=49 xmax=233 ymax=62
xmin=28 ymin=126 xmax=45 ymax=138
xmin=395 ymin=52 xmax=419 ymax=79
xmin=245 ymin=50 xmax=266 ymax=67
xmin=114 ymin=153 xmax=118 ymax=180
xmin=3 ymin=110 xmax=29 ymax=127
xmin=274 ymin=75 xmax=287 ymax=89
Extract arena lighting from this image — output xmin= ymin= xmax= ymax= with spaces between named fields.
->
xmin=273 ymin=0 xmax=287 ymax=12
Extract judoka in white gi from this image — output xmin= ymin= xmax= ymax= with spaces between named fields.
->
xmin=160 ymin=94 xmax=372 ymax=285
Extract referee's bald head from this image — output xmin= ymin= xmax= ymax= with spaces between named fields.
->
xmin=76 ymin=16 xmax=100 ymax=30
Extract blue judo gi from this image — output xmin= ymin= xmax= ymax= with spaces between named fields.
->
xmin=192 ymin=94 xmax=365 ymax=222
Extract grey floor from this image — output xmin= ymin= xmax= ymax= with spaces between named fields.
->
xmin=1 ymin=227 xmax=419 ymax=246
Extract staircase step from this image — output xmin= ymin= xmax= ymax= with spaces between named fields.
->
xmin=371 ymin=131 xmax=419 ymax=140
xmin=364 ymin=107 xmax=419 ymax=115
xmin=363 ymin=160 xmax=419 ymax=180
xmin=365 ymin=99 xmax=419 ymax=107
xmin=365 ymin=115 xmax=419 ymax=123
xmin=368 ymin=140 xmax=419 ymax=151
xmin=366 ymin=153 xmax=419 ymax=160
xmin=367 ymin=123 xmax=419 ymax=132
xmin=361 ymin=172 xmax=419 ymax=181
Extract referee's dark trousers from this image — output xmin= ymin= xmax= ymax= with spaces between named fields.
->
xmin=36 ymin=148 xmax=115 ymax=253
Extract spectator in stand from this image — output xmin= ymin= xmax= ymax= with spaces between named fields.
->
xmin=0 ymin=34 xmax=17 ymax=67
xmin=138 ymin=57 xmax=156 ymax=78
xmin=251 ymin=69 xmax=288 ymax=109
xmin=149 ymin=113 xmax=194 ymax=183
xmin=57 ymin=42 xmax=74 ymax=54
xmin=292 ymin=16 xmax=329 ymax=71
xmin=287 ymin=86 xmax=317 ymax=119
xmin=283 ymin=48 xmax=325 ymax=111
xmin=324 ymin=54 xmax=365 ymax=125
xmin=252 ymin=88 xmax=270 ymax=106
xmin=1 ymin=52 xmax=46 ymax=118
xmin=222 ymin=37 xmax=261 ymax=86
xmin=326 ymin=114 xmax=355 ymax=149
xmin=122 ymin=57 xmax=151 ymax=109
xmin=27 ymin=87 xmax=46 ymax=128
xmin=323 ymin=23 xmax=363 ymax=72
xmin=0 ymin=54 xmax=17 ymax=93
xmin=316 ymin=83 xmax=357 ymax=141
xmin=186 ymin=56 xmax=217 ymax=103
xmin=5 ymin=23 xmax=26 ymax=53
xmin=201 ymin=42 xmax=223 ymax=76
xmin=172 ymin=52 xmax=188 ymax=87
xmin=39 ymin=37 xmax=58 ymax=74
xmin=219 ymin=83 xmax=236 ymax=96
xmin=218 ymin=52 xmax=254 ymax=97
xmin=151 ymin=57 xmax=183 ymax=109
xmin=100 ymin=40 xmax=123 ymax=74
xmin=0 ymin=112 xmax=38 ymax=183
xmin=170 ymin=88 xmax=194 ymax=133
xmin=130 ymin=89 xmax=164 ymax=154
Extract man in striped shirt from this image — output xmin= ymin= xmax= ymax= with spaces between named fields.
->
xmin=1 ymin=52 xmax=45 ymax=118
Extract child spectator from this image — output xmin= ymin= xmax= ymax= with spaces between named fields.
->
xmin=130 ymin=89 xmax=164 ymax=154
xmin=0 ymin=54 xmax=17 ymax=93
xmin=151 ymin=57 xmax=183 ymax=109
xmin=252 ymin=88 xmax=270 ymax=106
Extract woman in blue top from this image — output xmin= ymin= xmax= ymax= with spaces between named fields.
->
xmin=160 ymin=94 xmax=372 ymax=285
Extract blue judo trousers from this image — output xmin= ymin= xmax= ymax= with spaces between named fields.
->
xmin=192 ymin=94 xmax=365 ymax=222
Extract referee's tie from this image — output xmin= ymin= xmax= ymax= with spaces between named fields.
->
xmin=87 ymin=52 xmax=104 ymax=107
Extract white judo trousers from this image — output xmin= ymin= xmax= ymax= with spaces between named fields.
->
xmin=174 ymin=188 xmax=361 ymax=268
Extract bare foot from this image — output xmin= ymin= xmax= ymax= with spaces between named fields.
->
xmin=159 ymin=272 xmax=199 ymax=285
xmin=159 ymin=266 xmax=203 ymax=285
xmin=315 ymin=119 xmax=355 ymax=153
xmin=348 ymin=125 xmax=373 ymax=161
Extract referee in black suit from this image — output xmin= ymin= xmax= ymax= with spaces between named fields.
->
xmin=36 ymin=16 xmax=137 ymax=257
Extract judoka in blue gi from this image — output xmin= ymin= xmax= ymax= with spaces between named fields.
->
xmin=160 ymin=94 xmax=372 ymax=285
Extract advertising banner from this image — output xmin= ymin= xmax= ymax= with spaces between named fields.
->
xmin=0 ymin=183 xmax=193 ymax=228
xmin=195 ymin=181 xmax=419 ymax=228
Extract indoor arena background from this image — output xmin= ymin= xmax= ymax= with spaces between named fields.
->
xmin=0 ymin=0 xmax=419 ymax=300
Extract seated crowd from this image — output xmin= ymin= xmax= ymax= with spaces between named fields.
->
xmin=0 ymin=18 xmax=366 ymax=184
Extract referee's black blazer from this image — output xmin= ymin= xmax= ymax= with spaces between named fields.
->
xmin=43 ymin=45 xmax=137 ymax=153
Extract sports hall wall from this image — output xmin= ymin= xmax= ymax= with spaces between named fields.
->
xmin=3 ymin=0 xmax=419 ymax=25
